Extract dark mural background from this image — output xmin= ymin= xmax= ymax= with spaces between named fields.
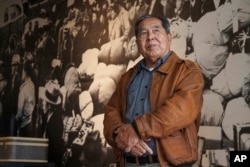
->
xmin=0 ymin=0 xmax=250 ymax=166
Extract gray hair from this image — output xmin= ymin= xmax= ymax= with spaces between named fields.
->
xmin=134 ymin=14 xmax=171 ymax=37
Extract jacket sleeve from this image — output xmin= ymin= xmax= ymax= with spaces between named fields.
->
xmin=103 ymin=79 xmax=125 ymax=147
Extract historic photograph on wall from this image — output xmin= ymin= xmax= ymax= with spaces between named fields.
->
xmin=0 ymin=0 xmax=250 ymax=166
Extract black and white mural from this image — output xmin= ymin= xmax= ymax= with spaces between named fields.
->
xmin=0 ymin=0 xmax=250 ymax=166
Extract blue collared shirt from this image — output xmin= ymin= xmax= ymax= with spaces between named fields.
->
xmin=125 ymin=51 xmax=172 ymax=155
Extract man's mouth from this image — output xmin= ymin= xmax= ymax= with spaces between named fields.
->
xmin=147 ymin=44 xmax=157 ymax=49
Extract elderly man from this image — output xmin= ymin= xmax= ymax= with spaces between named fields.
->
xmin=104 ymin=14 xmax=204 ymax=167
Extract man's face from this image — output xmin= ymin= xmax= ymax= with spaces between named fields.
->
xmin=81 ymin=24 xmax=87 ymax=32
xmin=92 ymin=13 xmax=97 ymax=23
xmin=109 ymin=9 xmax=117 ymax=20
xmin=124 ymin=1 xmax=132 ymax=10
xmin=136 ymin=17 xmax=172 ymax=67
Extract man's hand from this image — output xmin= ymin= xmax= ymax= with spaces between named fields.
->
xmin=114 ymin=124 xmax=153 ymax=156
xmin=130 ymin=139 xmax=153 ymax=156
xmin=114 ymin=124 xmax=139 ymax=152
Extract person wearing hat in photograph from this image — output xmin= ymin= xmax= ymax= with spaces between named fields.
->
xmin=39 ymin=79 xmax=64 ymax=167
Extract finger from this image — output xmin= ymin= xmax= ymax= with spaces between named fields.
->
xmin=124 ymin=145 xmax=132 ymax=153
xmin=130 ymin=147 xmax=143 ymax=156
xmin=133 ymin=144 xmax=146 ymax=154
xmin=138 ymin=140 xmax=153 ymax=155
xmin=130 ymin=144 xmax=146 ymax=156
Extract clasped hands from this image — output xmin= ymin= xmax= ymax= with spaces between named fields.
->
xmin=114 ymin=124 xmax=153 ymax=156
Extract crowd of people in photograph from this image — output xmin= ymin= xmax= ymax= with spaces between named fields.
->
xmin=0 ymin=0 xmax=249 ymax=167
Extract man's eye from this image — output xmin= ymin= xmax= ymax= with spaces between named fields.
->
xmin=139 ymin=30 xmax=147 ymax=36
xmin=152 ymin=28 xmax=160 ymax=33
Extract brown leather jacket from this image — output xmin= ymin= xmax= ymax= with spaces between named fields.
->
xmin=104 ymin=52 xmax=204 ymax=167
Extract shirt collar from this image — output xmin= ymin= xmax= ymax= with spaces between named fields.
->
xmin=138 ymin=51 xmax=172 ymax=72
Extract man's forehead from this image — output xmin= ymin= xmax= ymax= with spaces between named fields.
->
xmin=138 ymin=18 xmax=161 ymax=29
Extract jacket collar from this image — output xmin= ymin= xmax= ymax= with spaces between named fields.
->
xmin=130 ymin=51 xmax=183 ymax=74
xmin=139 ymin=51 xmax=172 ymax=72
xmin=157 ymin=51 xmax=183 ymax=75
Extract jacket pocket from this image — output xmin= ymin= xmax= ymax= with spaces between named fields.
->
xmin=159 ymin=123 xmax=198 ymax=166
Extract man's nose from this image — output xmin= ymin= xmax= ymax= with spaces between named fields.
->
xmin=147 ymin=30 xmax=154 ymax=41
